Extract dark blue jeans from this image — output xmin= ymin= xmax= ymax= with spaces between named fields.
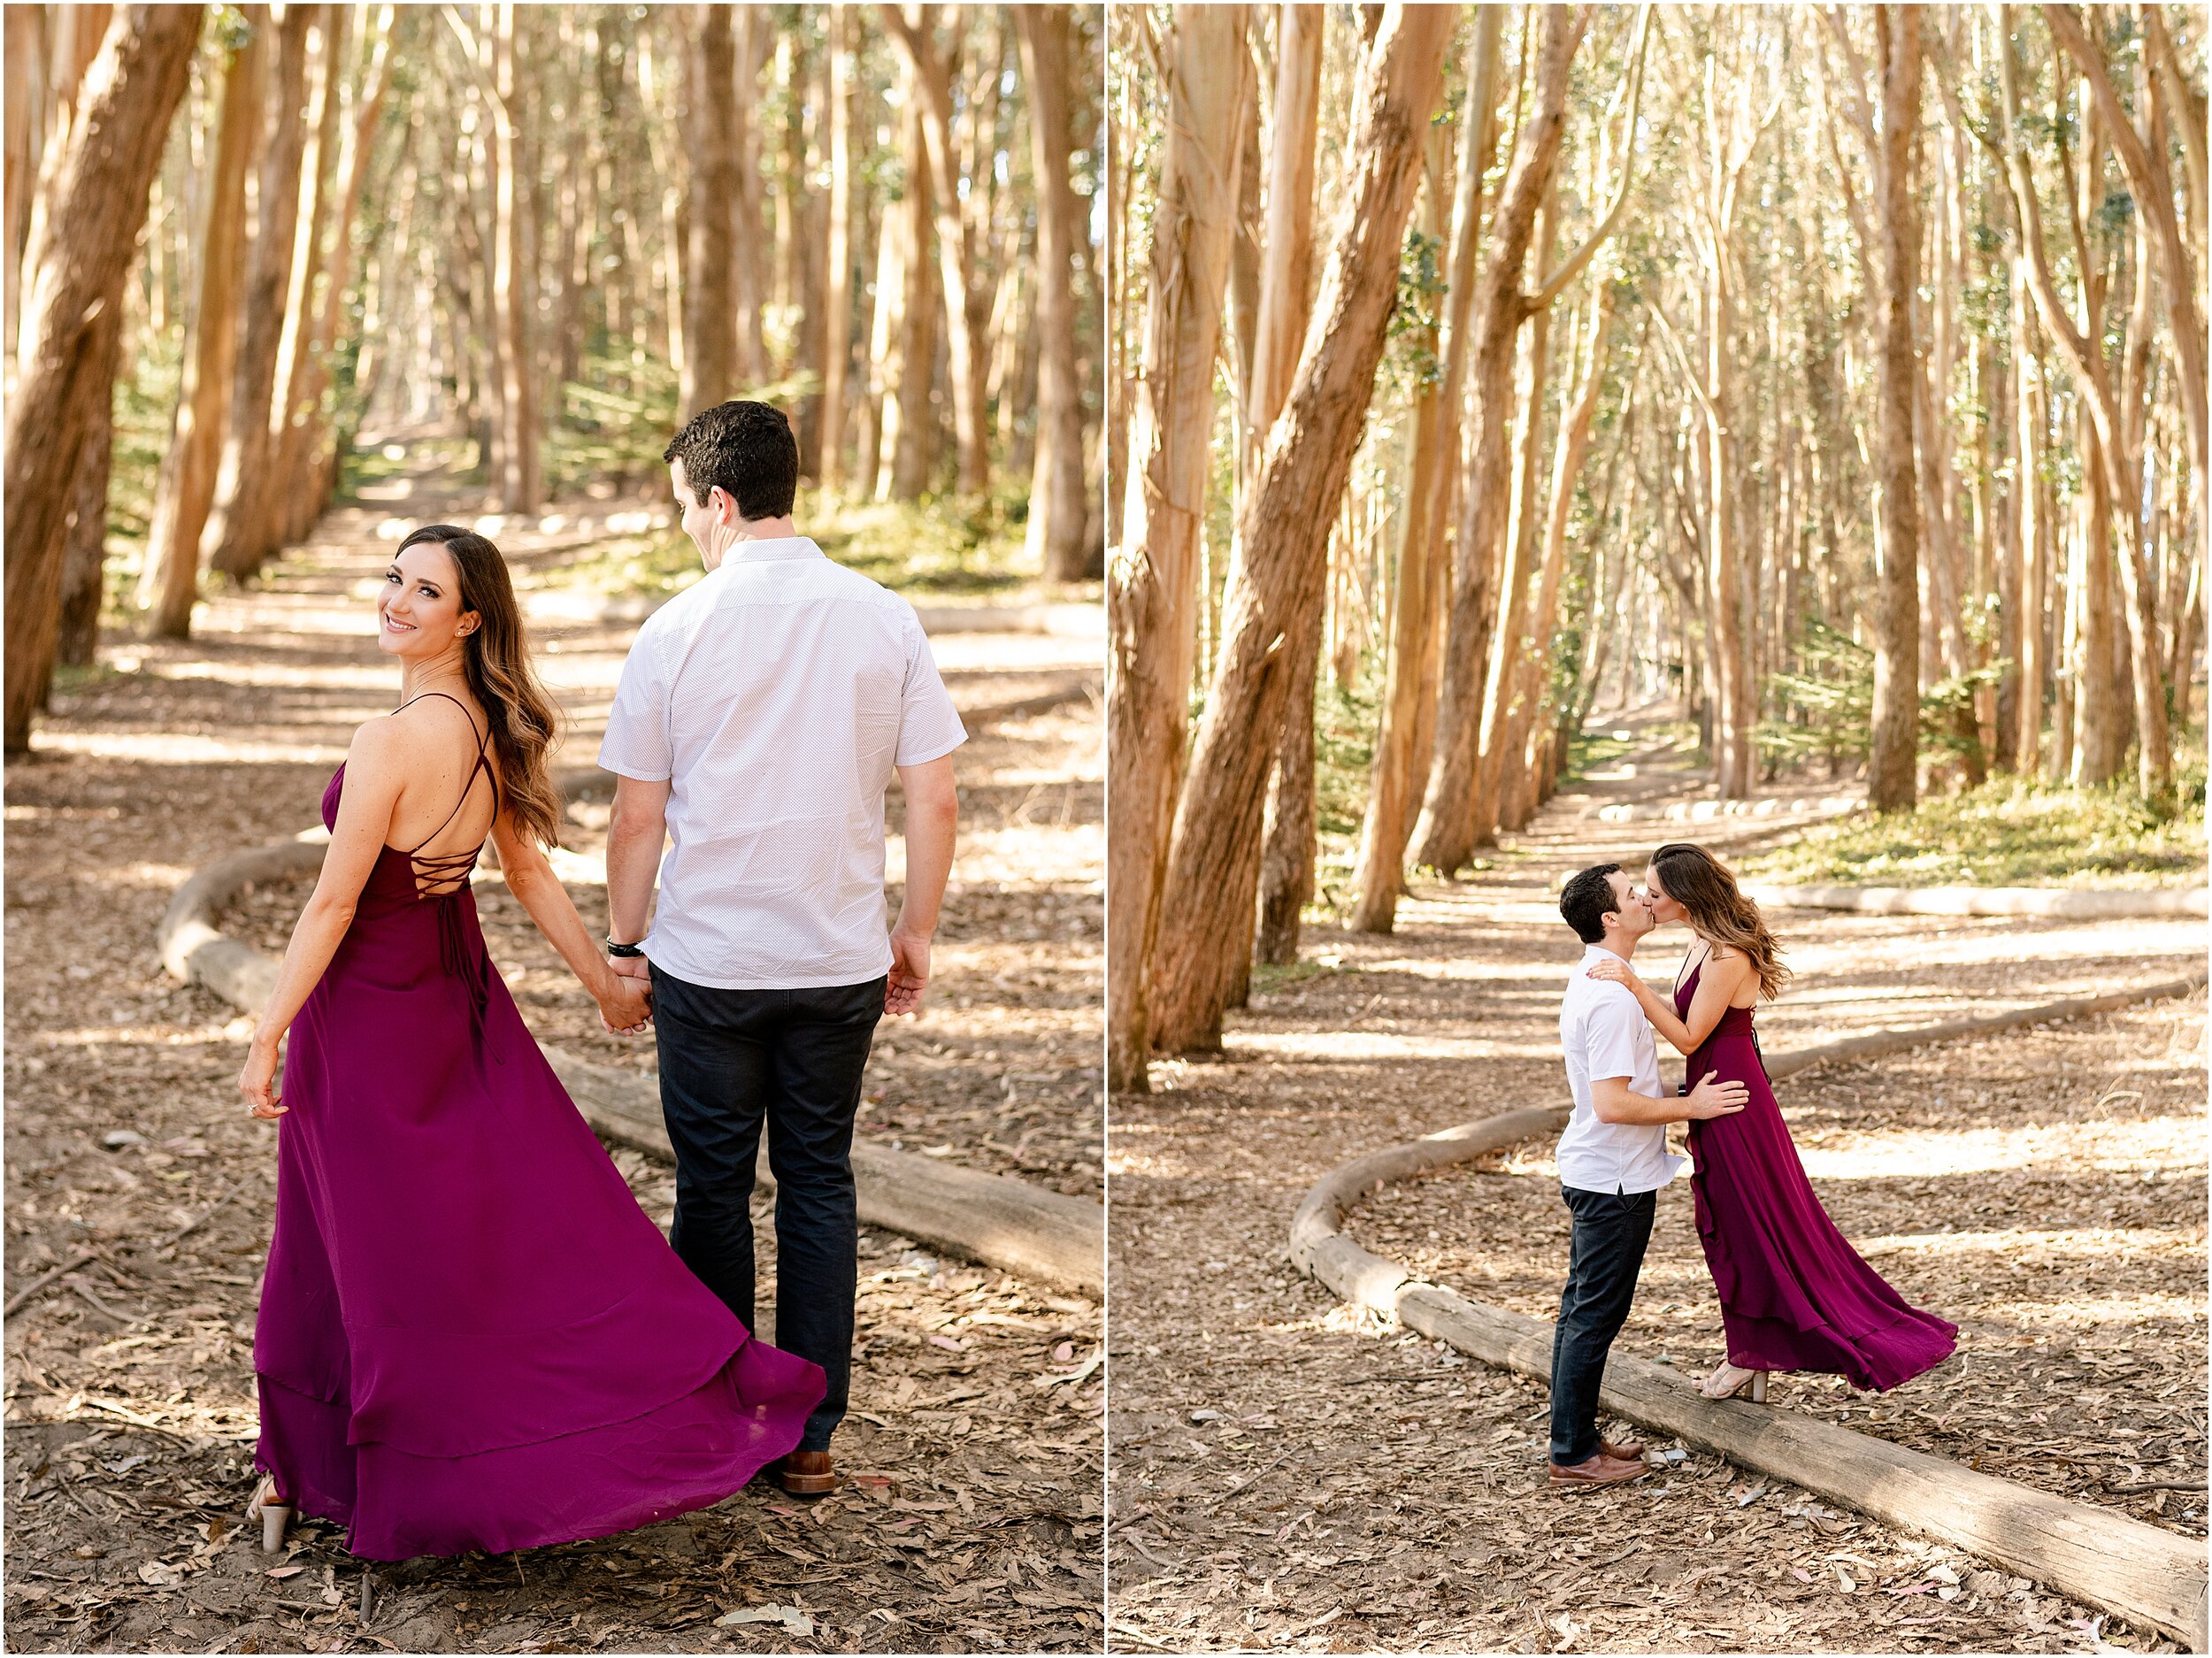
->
xmin=1549 ymin=1184 xmax=1656 ymax=1466
xmin=649 ymin=966 xmax=886 ymax=1454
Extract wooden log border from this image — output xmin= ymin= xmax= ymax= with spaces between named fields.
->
xmin=1289 ymin=975 xmax=2210 ymax=1650
xmin=1745 ymin=882 xmax=2208 ymax=919
xmin=157 ymin=833 xmax=1104 ymax=1299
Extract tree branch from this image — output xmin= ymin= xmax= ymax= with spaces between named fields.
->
xmin=1532 ymin=4 xmax=1653 ymax=309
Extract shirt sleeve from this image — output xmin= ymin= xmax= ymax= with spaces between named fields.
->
xmin=894 ymin=611 xmax=968 ymax=767
xmin=1582 ymin=987 xmax=1649 ymax=1084
xmin=597 ymin=622 xmax=674 ymax=781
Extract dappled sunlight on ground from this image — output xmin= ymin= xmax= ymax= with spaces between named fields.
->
xmin=1110 ymin=718 xmax=2204 ymax=1654
xmin=8 ymin=468 xmax=1102 ymax=1653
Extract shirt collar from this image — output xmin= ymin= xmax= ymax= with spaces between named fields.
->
xmin=718 ymin=535 xmax=824 ymax=568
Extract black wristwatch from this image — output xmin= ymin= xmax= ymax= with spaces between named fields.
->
xmin=605 ymin=940 xmax=646 ymax=959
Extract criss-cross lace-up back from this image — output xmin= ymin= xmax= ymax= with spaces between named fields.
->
xmin=396 ymin=691 xmax=498 ymax=898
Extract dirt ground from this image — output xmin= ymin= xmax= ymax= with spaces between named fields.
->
xmin=4 ymin=462 xmax=1102 ymax=1653
xmin=1107 ymin=725 xmax=2205 ymax=1654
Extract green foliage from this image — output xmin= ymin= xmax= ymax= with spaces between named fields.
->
xmin=1382 ymin=226 xmax=1448 ymax=397
xmin=1312 ymin=667 xmax=1379 ymax=841
xmin=1740 ymin=758 xmax=2208 ymax=888
xmin=539 ymin=487 xmax=1033 ymax=605
xmin=1561 ymin=727 xmax=1633 ymax=786
xmin=1757 ymin=618 xmax=2006 ymax=771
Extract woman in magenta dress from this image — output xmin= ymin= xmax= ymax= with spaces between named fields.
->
xmin=234 ymin=525 xmax=821 ymax=1560
xmin=1587 ymin=842 xmax=1955 ymax=1402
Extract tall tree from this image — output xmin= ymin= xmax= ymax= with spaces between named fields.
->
xmin=1104 ymin=4 xmax=1252 ymax=1094
xmin=1350 ymin=5 xmax=1503 ymax=933
xmin=1868 ymin=5 xmax=1924 ymax=813
xmin=140 ymin=9 xmax=262 ymax=641
xmin=1409 ymin=6 xmax=1593 ymax=875
xmin=680 ymin=3 xmax=738 ymax=418
xmin=1016 ymin=4 xmax=1092 ymax=580
xmin=202 ymin=1 xmax=312 ymax=582
xmin=4 ymin=4 xmax=203 ymax=754
xmin=1146 ymin=3 xmax=1455 ymax=1057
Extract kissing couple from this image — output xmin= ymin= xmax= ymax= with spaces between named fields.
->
xmin=234 ymin=400 xmax=968 ymax=1556
xmin=1546 ymin=843 xmax=1957 ymax=1491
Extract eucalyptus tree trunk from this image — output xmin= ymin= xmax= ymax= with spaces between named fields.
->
xmin=262 ymin=3 xmax=345 ymax=555
xmin=4 ymin=4 xmax=202 ymax=755
xmin=1409 ymin=6 xmax=1586 ymax=875
xmin=1500 ymin=286 xmax=1616 ymax=832
xmin=52 ymin=308 xmax=121 ymax=676
xmin=142 ymin=11 xmax=262 ymax=640
xmin=204 ymin=2 xmax=311 ymax=582
xmin=1867 ymin=5 xmax=1923 ymax=814
xmin=818 ymin=2 xmax=856 ymax=492
xmin=1016 ymin=4 xmax=1092 ymax=580
xmin=1146 ymin=4 xmax=1453 ymax=1058
xmin=1996 ymin=4 xmax=2171 ymax=806
xmin=680 ymin=3 xmax=737 ymax=419
xmin=1250 ymin=1 xmax=1329 ymax=963
xmin=884 ymin=4 xmax=989 ymax=495
xmin=284 ymin=3 xmax=396 ymax=539
xmin=1104 ymin=4 xmax=1252 ymax=1093
xmin=2010 ymin=262 xmax=2050 ymax=773
xmin=1351 ymin=5 xmax=1502 ymax=933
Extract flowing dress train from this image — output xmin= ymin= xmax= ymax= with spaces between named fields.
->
xmin=254 ymin=718 xmax=822 ymax=1560
xmin=1678 ymin=961 xmax=1956 ymax=1391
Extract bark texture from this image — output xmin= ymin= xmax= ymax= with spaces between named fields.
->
xmin=4 ymin=4 xmax=202 ymax=754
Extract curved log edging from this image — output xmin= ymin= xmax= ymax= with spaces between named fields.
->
xmin=158 ymin=837 xmax=1104 ymax=1298
xmin=1289 ymin=977 xmax=2211 ymax=1650
xmin=1745 ymin=881 xmax=2208 ymax=919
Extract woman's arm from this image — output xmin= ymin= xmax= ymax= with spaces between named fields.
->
xmin=238 ymin=720 xmax=409 ymax=1117
xmin=1671 ymin=948 xmax=1755 ymax=1055
xmin=488 ymin=810 xmax=650 ymax=1033
xmin=1586 ymin=948 xmax=1752 ymax=1055
xmin=1585 ymin=956 xmax=1698 ymax=1052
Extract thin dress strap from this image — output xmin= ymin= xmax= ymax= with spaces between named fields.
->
xmin=396 ymin=691 xmax=496 ymax=882
xmin=1672 ymin=939 xmax=1711 ymax=999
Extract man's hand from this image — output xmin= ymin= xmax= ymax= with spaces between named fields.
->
xmin=886 ymin=928 xmax=931 ymax=1016
xmin=1683 ymin=1072 xmax=1749 ymax=1120
xmin=598 ymin=961 xmax=652 ymax=1035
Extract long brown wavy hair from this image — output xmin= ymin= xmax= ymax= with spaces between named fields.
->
xmin=397 ymin=525 xmax=565 ymax=850
xmin=1649 ymin=842 xmax=1790 ymax=1001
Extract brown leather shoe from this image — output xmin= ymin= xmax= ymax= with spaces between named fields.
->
xmin=1599 ymin=1435 xmax=1646 ymax=1462
xmin=775 ymin=1451 xmax=841 ymax=1497
xmin=1548 ymin=1451 xmax=1648 ymax=1491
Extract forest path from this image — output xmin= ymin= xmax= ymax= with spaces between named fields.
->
xmin=1107 ymin=723 xmax=2203 ymax=1654
xmin=5 ymin=455 xmax=1102 ymax=1654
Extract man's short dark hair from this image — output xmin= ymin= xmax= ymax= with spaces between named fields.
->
xmin=663 ymin=400 xmax=798 ymax=520
xmin=1560 ymin=863 xmax=1624 ymax=945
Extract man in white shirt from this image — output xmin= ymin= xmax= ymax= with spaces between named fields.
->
xmin=1549 ymin=862 xmax=1747 ymax=1490
xmin=599 ymin=401 xmax=965 ymax=1498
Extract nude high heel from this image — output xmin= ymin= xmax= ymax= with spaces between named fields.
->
xmin=247 ymin=1473 xmax=293 ymax=1552
xmin=1701 ymin=1360 xmax=1770 ymax=1402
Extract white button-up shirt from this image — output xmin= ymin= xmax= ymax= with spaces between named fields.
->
xmin=1556 ymin=944 xmax=1686 ymax=1195
xmin=596 ymin=537 xmax=967 ymax=990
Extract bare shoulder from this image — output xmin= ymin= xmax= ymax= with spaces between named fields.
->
xmin=346 ymin=711 xmax=408 ymax=771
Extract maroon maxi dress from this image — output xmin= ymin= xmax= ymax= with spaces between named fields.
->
xmin=254 ymin=720 xmax=822 ymax=1560
xmin=1678 ymin=960 xmax=1957 ymax=1390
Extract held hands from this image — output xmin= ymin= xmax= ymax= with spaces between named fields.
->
xmin=599 ymin=956 xmax=652 ymax=1035
xmin=1683 ymin=1072 xmax=1749 ymax=1120
xmin=239 ymin=1038 xmax=286 ymax=1118
xmin=886 ymin=928 xmax=932 ymax=1017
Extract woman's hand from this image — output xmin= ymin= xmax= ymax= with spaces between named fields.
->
xmin=596 ymin=968 xmax=652 ymax=1035
xmin=1586 ymin=956 xmax=1637 ymax=987
xmin=239 ymin=1038 xmax=286 ymax=1118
